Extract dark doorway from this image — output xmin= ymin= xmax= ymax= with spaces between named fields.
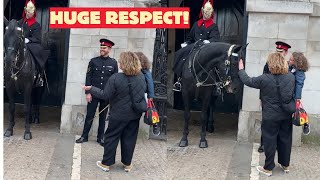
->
xmin=4 ymin=0 xmax=70 ymax=107
xmin=173 ymin=0 xmax=247 ymax=113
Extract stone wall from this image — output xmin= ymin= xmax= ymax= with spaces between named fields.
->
xmin=238 ymin=0 xmax=320 ymax=146
xmin=60 ymin=0 xmax=156 ymax=137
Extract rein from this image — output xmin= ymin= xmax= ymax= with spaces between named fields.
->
xmin=6 ymin=26 xmax=31 ymax=82
xmin=191 ymin=44 xmax=237 ymax=88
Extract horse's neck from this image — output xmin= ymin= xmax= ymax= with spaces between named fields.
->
xmin=195 ymin=56 xmax=222 ymax=73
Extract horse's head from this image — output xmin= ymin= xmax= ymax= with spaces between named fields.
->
xmin=4 ymin=18 xmax=24 ymax=67
xmin=218 ymin=43 xmax=248 ymax=94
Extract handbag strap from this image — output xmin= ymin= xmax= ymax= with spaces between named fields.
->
xmin=274 ymin=75 xmax=286 ymax=112
xmin=275 ymin=75 xmax=282 ymax=101
xmin=126 ymin=76 xmax=135 ymax=105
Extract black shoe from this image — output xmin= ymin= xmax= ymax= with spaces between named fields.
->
xmin=152 ymin=124 xmax=161 ymax=136
xmin=76 ymin=137 xmax=88 ymax=143
xmin=97 ymin=139 xmax=104 ymax=146
xmin=258 ymin=145 xmax=264 ymax=153
xmin=303 ymin=124 xmax=310 ymax=135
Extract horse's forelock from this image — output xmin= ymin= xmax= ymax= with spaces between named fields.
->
xmin=8 ymin=20 xmax=17 ymax=28
xmin=5 ymin=20 xmax=22 ymax=44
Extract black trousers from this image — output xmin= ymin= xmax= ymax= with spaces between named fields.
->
xmin=101 ymin=118 xmax=140 ymax=166
xmin=262 ymin=118 xmax=293 ymax=171
xmin=81 ymin=98 xmax=108 ymax=140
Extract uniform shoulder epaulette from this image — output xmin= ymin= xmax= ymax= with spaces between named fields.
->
xmin=91 ymin=56 xmax=100 ymax=61
xmin=110 ymin=57 xmax=117 ymax=62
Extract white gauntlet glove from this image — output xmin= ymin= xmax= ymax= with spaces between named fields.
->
xmin=25 ymin=38 xmax=30 ymax=44
xmin=181 ymin=42 xmax=187 ymax=48
xmin=203 ymin=40 xmax=210 ymax=44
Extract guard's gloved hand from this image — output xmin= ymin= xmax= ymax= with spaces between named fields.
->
xmin=203 ymin=40 xmax=210 ymax=44
xmin=181 ymin=42 xmax=187 ymax=48
xmin=25 ymin=38 xmax=30 ymax=44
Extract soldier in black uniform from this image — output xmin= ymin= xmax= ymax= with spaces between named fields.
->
xmin=173 ymin=0 xmax=220 ymax=91
xmin=76 ymin=39 xmax=118 ymax=146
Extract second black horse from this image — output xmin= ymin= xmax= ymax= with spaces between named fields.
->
xmin=179 ymin=41 xmax=247 ymax=148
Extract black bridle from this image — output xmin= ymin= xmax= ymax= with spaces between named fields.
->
xmin=190 ymin=43 xmax=239 ymax=88
xmin=4 ymin=22 xmax=27 ymax=81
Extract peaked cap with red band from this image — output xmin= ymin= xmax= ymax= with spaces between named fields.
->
xmin=198 ymin=0 xmax=215 ymax=28
xmin=22 ymin=0 xmax=37 ymax=27
xmin=100 ymin=38 xmax=115 ymax=48
xmin=275 ymin=41 xmax=291 ymax=52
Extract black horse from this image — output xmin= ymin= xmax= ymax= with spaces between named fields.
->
xmin=3 ymin=18 xmax=45 ymax=140
xmin=179 ymin=41 xmax=247 ymax=148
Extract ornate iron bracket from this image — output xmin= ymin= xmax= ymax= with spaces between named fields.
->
xmin=150 ymin=0 xmax=168 ymax=140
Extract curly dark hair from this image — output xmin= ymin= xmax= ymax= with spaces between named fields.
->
xmin=134 ymin=52 xmax=151 ymax=70
xmin=292 ymin=52 xmax=309 ymax=72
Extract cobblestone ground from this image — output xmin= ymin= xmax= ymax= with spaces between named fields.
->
xmin=3 ymin=105 xmax=61 ymax=180
xmin=3 ymin=105 xmax=167 ymax=180
xmin=259 ymin=144 xmax=320 ymax=180
xmin=3 ymin=105 xmax=320 ymax=180
xmin=166 ymin=109 xmax=239 ymax=180
xmin=80 ymin=135 xmax=166 ymax=180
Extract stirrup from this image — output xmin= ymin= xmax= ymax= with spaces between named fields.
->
xmin=36 ymin=75 xmax=44 ymax=87
xmin=173 ymin=81 xmax=181 ymax=92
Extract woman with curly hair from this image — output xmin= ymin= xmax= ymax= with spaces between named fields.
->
xmin=134 ymin=52 xmax=161 ymax=136
xmin=289 ymin=52 xmax=310 ymax=135
xmin=83 ymin=51 xmax=147 ymax=172
xmin=238 ymin=53 xmax=295 ymax=177
xmin=134 ymin=52 xmax=155 ymax=100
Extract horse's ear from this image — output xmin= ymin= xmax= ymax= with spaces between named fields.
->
xmin=239 ymin=43 xmax=249 ymax=59
xmin=4 ymin=17 xmax=9 ymax=27
xmin=233 ymin=45 xmax=242 ymax=53
xmin=242 ymin=43 xmax=249 ymax=50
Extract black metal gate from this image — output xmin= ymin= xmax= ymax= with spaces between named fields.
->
xmin=4 ymin=0 xmax=69 ymax=107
